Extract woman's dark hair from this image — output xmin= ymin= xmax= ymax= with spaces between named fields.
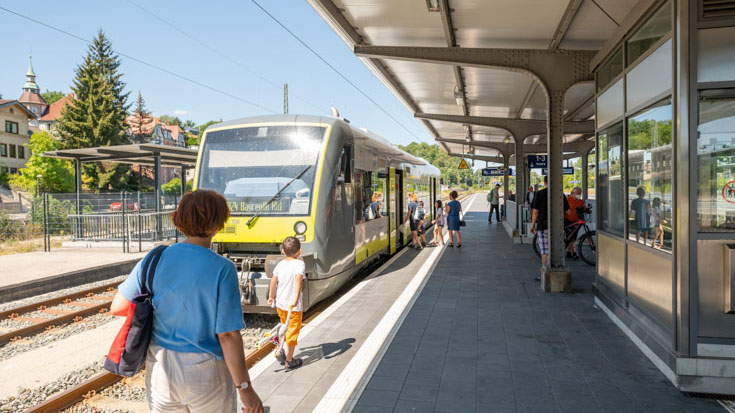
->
xmin=282 ymin=236 xmax=301 ymax=257
xmin=435 ymin=200 xmax=443 ymax=209
xmin=450 ymin=190 xmax=458 ymax=199
xmin=171 ymin=190 xmax=230 ymax=237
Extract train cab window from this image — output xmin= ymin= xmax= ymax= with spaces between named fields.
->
xmin=339 ymin=146 xmax=352 ymax=184
xmin=196 ymin=125 xmax=326 ymax=216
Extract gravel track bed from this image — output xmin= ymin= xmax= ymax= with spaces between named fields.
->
xmin=0 ymin=276 xmax=125 ymax=312
xmin=1 ymin=316 xmax=277 ymax=411
xmin=0 ymin=314 xmax=115 ymax=361
xmin=0 ymin=359 xmax=105 ymax=412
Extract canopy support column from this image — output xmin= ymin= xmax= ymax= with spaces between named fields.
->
xmin=515 ymin=140 xmax=524 ymax=235
xmin=181 ymin=166 xmax=188 ymax=195
xmin=154 ymin=153 xmax=162 ymax=239
xmin=581 ymin=150 xmax=589 ymax=200
xmin=503 ymin=156 xmax=509 ymax=222
xmin=75 ymin=158 xmax=82 ymax=238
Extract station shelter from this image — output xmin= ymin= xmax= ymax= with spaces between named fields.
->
xmin=310 ymin=0 xmax=735 ymax=394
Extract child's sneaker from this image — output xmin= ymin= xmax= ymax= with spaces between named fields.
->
xmin=275 ymin=349 xmax=286 ymax=365
xmin=285 ymin=358 xmax=303 ymax=370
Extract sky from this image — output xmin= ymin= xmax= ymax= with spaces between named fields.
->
xmin=0 ymin=0 xmax=434 ymax=147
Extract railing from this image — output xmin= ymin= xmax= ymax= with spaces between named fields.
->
xmin=65 ymin=211 xmax=179 ymax=252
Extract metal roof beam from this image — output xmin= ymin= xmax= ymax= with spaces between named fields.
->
xmin=437 ymin=137 xmax=594 ymax=155
xmin=564 ymin=93 xmax=594 ymax=121
xmin=549 ymin=0 xmax=584 ymax=50
xmin=415 ymin=113 xmax=594 ymax=135
xmin=354 ymin=45 xmax=595 ymax=90
xmin=448 ymin=153 xmax=504 ymax=163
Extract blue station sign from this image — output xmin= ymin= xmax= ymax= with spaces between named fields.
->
xmin=541 ymin=167 xmax=575 ymax=175
xmin=528 ymin=155 xmax=547 ymax=169
xmin=482 ymin=167 xmax=514 ymax=176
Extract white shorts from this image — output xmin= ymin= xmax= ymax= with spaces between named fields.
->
xmin=146 ymin=343 xmax=236 ymax=413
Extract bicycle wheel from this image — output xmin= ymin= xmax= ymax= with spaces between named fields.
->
xmin=532 ymin=233 xmax=541 ymax=258
xmin=577 ymin=230 xmax=597 ymax=266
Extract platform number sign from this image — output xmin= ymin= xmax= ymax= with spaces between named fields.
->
xmin=528 ymin=155 xmax=547 ymax=169
xmin=457 ymin=159 xmax=470 ymax=170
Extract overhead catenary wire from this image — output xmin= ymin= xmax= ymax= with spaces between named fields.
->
xmin=123 ymin=0 xmax=324 ymax=113
xmin=249 ymin=0 xmax=428 ymax=143
xmin=0 ymin=5 xmax=279 ymax=114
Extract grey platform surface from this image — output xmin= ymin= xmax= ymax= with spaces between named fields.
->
xmin=354 ymin=203 xmax=725 ymax=412
xmin=251 ymin=228 xmax=440 ymax=412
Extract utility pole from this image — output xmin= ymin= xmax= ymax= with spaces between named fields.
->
xmin=283 ymin=83 xmax=289 ymax=114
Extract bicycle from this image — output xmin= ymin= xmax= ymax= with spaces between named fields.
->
xmin=532 ymin=205 xmax=596 ymax=266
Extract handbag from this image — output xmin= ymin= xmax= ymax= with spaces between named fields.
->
xmin=459 ymin=210 xmax=467 ymax=227
xmin=104 ymin=245 xmax=167 ymax=377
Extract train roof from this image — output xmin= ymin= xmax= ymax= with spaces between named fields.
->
xmin=207 ymin=114 xmax=440 ymax=175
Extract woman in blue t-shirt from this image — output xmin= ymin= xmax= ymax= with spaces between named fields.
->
xmin=110 ymin=190 xmax=263 ymax=413
xmin=444 ymin=190 xmax=463 ymax=247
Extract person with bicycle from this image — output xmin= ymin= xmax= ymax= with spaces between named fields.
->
xmin=530 ymin=176 xmax=570 ymax=276
xmin=564 ymin=187 xmax=586 ymax=259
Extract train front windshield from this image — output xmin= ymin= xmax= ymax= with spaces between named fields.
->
xmin=197 ymin=125 xmax=326 ymax=216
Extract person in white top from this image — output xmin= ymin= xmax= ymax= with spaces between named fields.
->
xmin=429 ymin=199 xmax=445 ymax=247
xmin=267 ymin=237 xmax=305 ymax=370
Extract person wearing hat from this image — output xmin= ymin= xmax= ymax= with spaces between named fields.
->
xmin=487 ymin=183 xmax=502 ymax=223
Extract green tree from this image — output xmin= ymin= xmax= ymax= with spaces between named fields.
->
xmin=161 ymin=177 xmax=193 ymax=194
xmin=42 ymin=90 xmax=65 ymax=105
xmin=198 ymin=120 xmax=221 ymax=137
xmin=159 ymin=115 xmax=182 ymax=126
xmin=9 ymin=131 xmax=75 ymax=193
xmin=55 ymin=30 xmax=132 ymax=192
xmin=128 ymin=92 xmax=153 ymax=143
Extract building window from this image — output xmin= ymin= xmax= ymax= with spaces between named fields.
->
xmin=598 ymin=122 xmax=625 ymax=237
xmin=627 ymin=98 xmax=673 ymax=251
xmin=9 ymin=144 xmax=16 ymax=158
xmin=627 ymin=0 xmax=672 ymax=65
xmin=10 ymin=168 xmax=17 ymax=174
xmin=0 ymin=167 xmax=7 ymax=177
xmin=0 ymin=144 xmax=6 ymax=157
xmin=698 ymin=89 xmax=735 ymax=231
xmin=5 ymin=121 xmax=19 ymax=134
xmin=18 ymin=145 xmax=25 ymax=159
xmin=597 ymin=47 xmax=623 ymax=92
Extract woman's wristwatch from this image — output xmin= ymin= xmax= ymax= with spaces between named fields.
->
xmin=236 ymin=381 xmax=250 ymax=390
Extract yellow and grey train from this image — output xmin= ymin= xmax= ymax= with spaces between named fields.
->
xmin=193 ymin=114 xmax=441 ymax=313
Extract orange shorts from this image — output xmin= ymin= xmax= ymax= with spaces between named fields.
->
xmin=276 ymin=308 xmax=303 ymax=346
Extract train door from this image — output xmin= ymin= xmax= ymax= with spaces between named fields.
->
xmin=388 ymin=168 xmax=396 ymax=254
xmin=395 ymin=170 xmax=405 ymax=248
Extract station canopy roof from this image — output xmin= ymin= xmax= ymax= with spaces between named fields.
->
xmin=43 ymin=143 xmax=198 ymax=168
xmin=309 ymin=0 xmax=640 ymax=163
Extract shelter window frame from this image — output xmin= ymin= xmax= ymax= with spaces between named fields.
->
xmin=626 ymin=0 xmax=673 ymax=68
xmin=597 ymin=47 xmax=624 ymax=93
xmin=597 ymin=122 xmax=625 ymax=238
xmin=697 ymin=88 xmax=735 ymax=232
xmin=625 ymin=97 xmax=673 ymax=252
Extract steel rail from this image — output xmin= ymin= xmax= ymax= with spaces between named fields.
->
xmin=0 ymin=302 xmax=111 ymax=345
xmin=0 ymin=281 xmax=119 ymax=320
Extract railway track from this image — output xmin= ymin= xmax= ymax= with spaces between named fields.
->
xmin=0 ymin=282 xmax=118 ymax=346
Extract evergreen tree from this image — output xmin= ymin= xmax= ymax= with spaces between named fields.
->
xmin=129 ymin=92 xmax=153 ymax=143
xmin=55 ymin=30 xmax=131 ymax=192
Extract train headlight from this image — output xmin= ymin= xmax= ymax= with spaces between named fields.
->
xmin=294 ymin=221 xmax=307 ymax=235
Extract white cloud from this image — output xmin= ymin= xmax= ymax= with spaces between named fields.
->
xmin=173 ymin=109 xmax=190 ymax=116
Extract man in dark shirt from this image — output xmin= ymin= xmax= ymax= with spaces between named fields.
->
xmin=530 ymin=176 xmax=570 ymax=271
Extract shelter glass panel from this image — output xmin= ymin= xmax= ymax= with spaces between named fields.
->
xmin=627 ymin=0 xmax=672 ymax=65
xmin=698 ymin=90 xmax=735 ymax=231
xmin=598 ymin=122 xmax=625 ymax=237
xmin=597 ymin=48 xmax=623 ymax=92
xmin=697 ymin=27 xmax=735 ymax=83
xmin=626 ymin=39 xmax=672 ymax=112
xmin=627 ymin=98 xmax=673 ymax=252
xmin=597 ymin=79 xmax=624 ymax=128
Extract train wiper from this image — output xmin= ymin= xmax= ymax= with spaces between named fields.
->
xmin=246 ymin=165 xmax=312 ymax=226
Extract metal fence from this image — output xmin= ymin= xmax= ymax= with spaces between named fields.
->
xmin=27 ymin=191 xmax=183 ymax=253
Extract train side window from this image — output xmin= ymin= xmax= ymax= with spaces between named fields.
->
xmin=339 ymin=146 xmax=352 ymax=184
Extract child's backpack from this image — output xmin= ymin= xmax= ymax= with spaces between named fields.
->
xmin=104 ymin=245 xmax=167 ymax=377
xmin=365 ymin=204 xmax=375 ymax=220
xmin=412 ymin=204 xmax=420 ymax=221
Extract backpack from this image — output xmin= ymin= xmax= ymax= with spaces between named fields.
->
xmin=412 ymin=203 xmax=420 ymax=221
xmin=365 ymin=204 xmax=375 ymax=220
xmin=104 ymin=245 xmax=167 ymax=377
xmin=487 ymin=192 xmax=492 ymax=202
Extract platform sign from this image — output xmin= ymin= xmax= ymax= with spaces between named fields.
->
xmin=541 ymin=167 xmax=575 ymax=175
xmin=528 ymin=155 xmax=547 ymax=169
xmin=482 ymin=167 xmax=514 ymax=176
xmin=457 ymin=159 xmax=470 ymax=170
